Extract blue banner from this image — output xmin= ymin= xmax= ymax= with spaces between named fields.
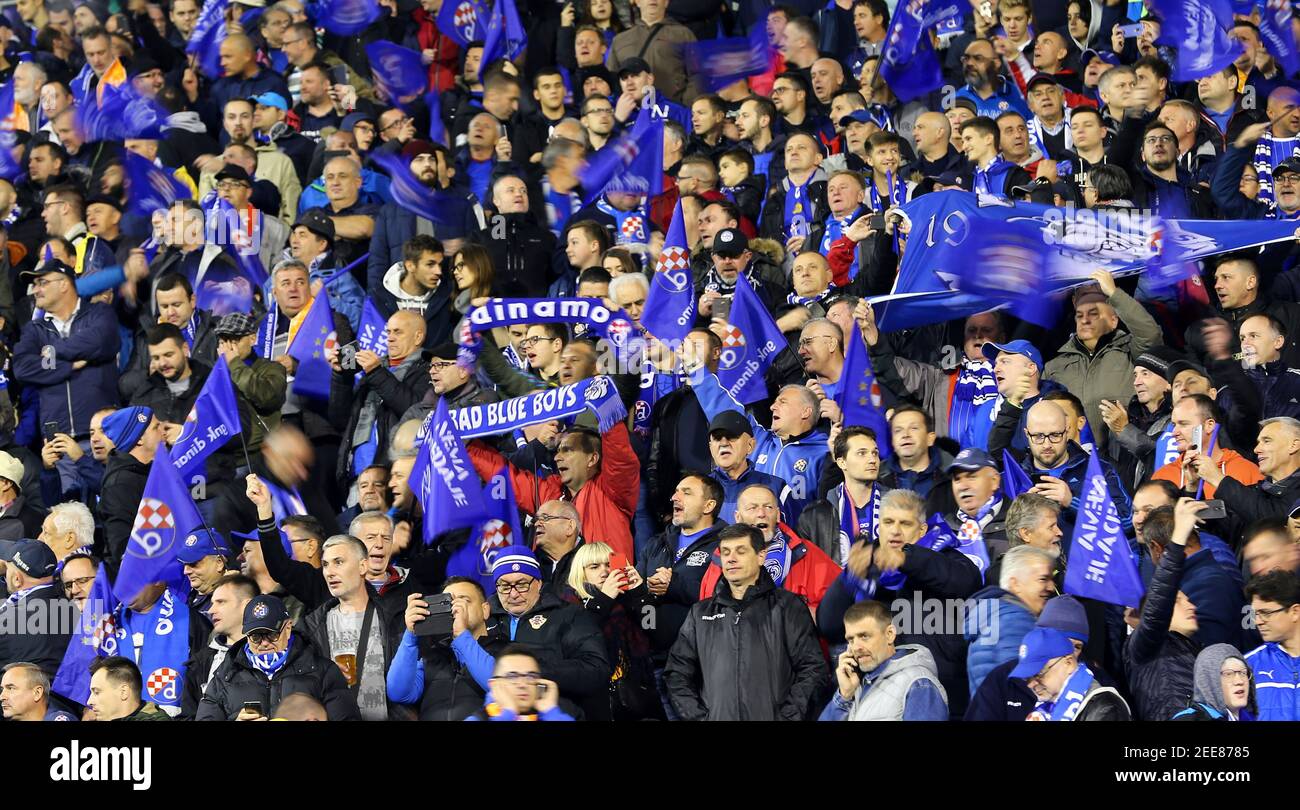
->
xmin=286 ymin=293 xmax=338 ymax=400
xmin=480 ymin=0 xmax=527 ymax=75
xmin=366 ymin=41 xmax=427 ymax=108
xmin=954 ymin=218 xmax=1056 ymax=327
xmin=410 ymin=397 xmax=491 ymax=542
xmin=835 ymin=327 xmax=891 ymax=458
xmin=451 ymin=469 xmax=526 ymax=589
xmin=124 ymin=150 xmax=190 ymax=218
xmin=682 ymin=23 xmax=773 ymax=93
xmin=577 ymin=101 xmax=664 ymax=202
xmin=1064 ymin=452 xmax=1146 ymax=607
xmin=460 ymin=297 xmax=638 ymax=355
xmin=357 ymin=298 xmax=390 ymax=355
xmin=448 ymin=375 xmax=628 ymax=438
xmin=76 ymin=81 xmax=168 ymax=142
xmin=310 ymin=0 xmax=381 ymax=34
xmin=1151 ymin=0 xmax=1243 ymax=80
xmin=437 ymin=0 xmax=489 ymax=47
xmin=51 ymin=564 xmax=117 ymax=705
xmin=170 ymin=356 xmax=242 ymax=480
xmin=186 ymin=0 xmax=228 ymax=79
xmin=114 ymin=448 xmax=206 ymax=605
xmin=879 ymin=0 xmax=962 ymax=101
xmin=1001 ymin=448 xmax=1034 ymax=501
xmin=1259 ymin=0 xmax=1300 ymax=79
xmin=641 ymin=199 xmax=695 ymax=344
xmin=717 ymin=273 xmax=786 ymax=405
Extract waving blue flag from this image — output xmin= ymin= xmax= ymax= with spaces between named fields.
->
xmin=366 ymin=41 xmax=427 ymax=107
xmin=717 ymin=274 xmax=786 ymax=405
xmin=1258 ymin=0 xmax=1300 ymax=80
xmin=286 ymin=292 xmax=338 ymax=400
xmin=682 ymin=23 xmax=774 ymax=93
xmin=371 ymin=150 xmax=467 ymax=226
xmin=437 ymin=0 xmax=489 ymax=46
xmin=426 ymin=89 xmax=447 ymax=147
xmin=357 ymin=298 xmax=390 ymax=354
xmin=52 ymin=564 xmax=117 ymax=705
xmin=1151 ymin=0 xmax=1243 ymax=80
xmin=114 ymin=452 xmax=206 ymax=605
xmin=448 ymin=470 xmax=526 ymax=589
xmin=1064 ymin=452 xmax=1146 ymax=608
xmin=187 ymin=0 xmax=229 ymax=79
xmin=170 ymin=357 xmax=242 ymax=480
xmin=953 ymin=218 xmax=1056 ymax=327
xmin=879 ymin=0 xmax=962 ymax=101
xmin=641 ymin=199 xmax=695 ymax=344
xmin=578 ymin=101 xmax=664 ymax=203
xmin=0 ymin=81 xmax=19 ymax=182
xmin=1001 ymin=448 xmax=1034 ymax=501
xmin=835 ymin=327 xmax=892 ymax=458
xmin=480 ymin=0 xmax=527 ymax=75
xmin=124 ymin=151 xmax=190 ymax=218
xmin=77 ymin=81 xmax=168 ymax=141
xmin=411 ymin=397 xmax=491 ymax=541
xmin=309 ymin=0 xmax=381 ymax=33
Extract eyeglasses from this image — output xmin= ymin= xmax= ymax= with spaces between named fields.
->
xmin=381 ymin=115 xmax=412 ymax=133
xmin=585 ymin=107 xmax=613 ymax=116
xmin=62 ymin=576 xmax=95 ymax=593
xmin=1252 ymin=605 xmax=1292 ymax=621
xmin=1028 ymin=656 xmax=1067 ymax=684
xmin=1220 ymin=667 xmax=1250 ymax=680
xmin=798 ymin=335 xmax=835 ymax=348
xmin=496 ymin=579 xmax=536 ymax=595
xmin=495 ymin=670 xmax=541 ymax=682
xmin=42 ymin=199 xmax=67 ymax=209
xmin=32 ymin=277 xmax=66 ymax=289
xmin=1276 ymin=174 xmax=1300 ymax=186
xmin=535 ymin=513 xmax=574 ymax=525
xmin=247 ymin=627 xmax=283 ymax=646
xmin=1143 ymin=135 xmax=1175 ymax=146
xmin=1025 ymin=430 xmax=1067 ymax=445
xmin=429 ymin=361 xmax=457 ymax=372
xmin=518 ymin=336 xmax=552 ymax=349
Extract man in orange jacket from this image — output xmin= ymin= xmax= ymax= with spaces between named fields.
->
xmin=1152 ymin=394 xmax=1262 ymax=498
xmin=467 ymin=422 xmax=639 ymax=560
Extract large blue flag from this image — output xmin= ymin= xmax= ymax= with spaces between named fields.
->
xmin=578 ymin=101 xmax=664 ymax=203
xmin=114 ymin=451 xmax=206 ymax=605
xmin=426 ymin=89 xmax=447 ymax=147
xmin=954 ymin=218 xmax=1056 ymax=327
xmin=76 ymin=80 xmax=168 ymax=142
xmin=124 ymin=150 xmax=190 ymax=218
xmin=310 ymin=0 xmax=381 ymax=34
xmin=170 ymin=356 xmax=242 ymax=480
xmin=357 ymin=298 xmax=390 ymax=355
xmin=437 ymin=0 xmax=489 ymax=46
xmin=1001 ymin=448 xmax=1034 ymax=501
xmin=1151 ymin=0 xmax=1243 ymax=80
xmin=879 ymin=0 xmax=962 ymax=101
xmin=371 ymin=150 xmax=467 ymax=226
xmin=835 ymin=326 xmax=892 ymax=458
xmin=186 ymin=0 xmax=229 ymax=79
xmin=1064 ymin=452 xmax=1146 ymax=607
xmin=480 ymin=0 xmax=527 ymax=75
xmin=717 ymin=273 xmax=786 ymax=405
xmin=51 ymin=564 xmax=117 ymax=705
xmin=410 ymin=397 xmax=491 ymax=541
xmin=448 ymin=469 xmax=526 ymax=590
xmin=641 ymin=199 xmax=694 ymax=344
xmin=0 ymin=81 xmax=19 ymax=182
xmin=286 ymin=292 xmax=338 ymax=400
xmin=366 ymin=41 xmax=427 ymax=108
xmin=682 ymin=23 xmax=774 ymax=93
xmin=1258 ymin=0 xmax=1300 ymax=80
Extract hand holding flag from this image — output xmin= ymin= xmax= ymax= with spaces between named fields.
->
xmin=1063 ymin=452 xmax=1145 ymax=607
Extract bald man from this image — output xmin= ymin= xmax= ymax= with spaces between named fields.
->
xmin=810 ymin=57 xmax=845 ymax=106
xmin=912 ymin=111 xmax=967 ymax=176
xmin=210 ymin=34 xmax=291 ymax=132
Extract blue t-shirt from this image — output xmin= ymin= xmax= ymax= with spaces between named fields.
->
xmin=466 ymin=158 xmax=494 ymax=207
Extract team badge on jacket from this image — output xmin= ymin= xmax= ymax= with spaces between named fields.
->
xmin=529 ymin=615 xmax=547 ymax=630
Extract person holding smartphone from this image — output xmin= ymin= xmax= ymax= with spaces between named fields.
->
xmin=467 ymin=648 xmax=571 ymax=721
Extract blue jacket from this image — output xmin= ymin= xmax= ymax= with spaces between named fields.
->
xmin=689 ymin=366 xmax=828 ymax=524
xmin=955 ymin=77 xmax=1032 ymax=119
xmin=1244 ymin=642 xmax=1300 ymax=721
xmin=297 ymin=169 xmax=391 ymax=216
xmin=1180 ymin=546 xmax=1247 ymax=650
xmin=11 ymin=302 xmax=121 ymax=438
xmin=1018 ymin=442 xmax=1133 ymax=555
xmin=710 ymin=464 xmax=787 ymax=524
xmin=964 ymin=586 xmax=1037 ymax=697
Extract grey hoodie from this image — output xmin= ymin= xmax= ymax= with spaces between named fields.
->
xmin=1192 ymin=643 xmax=1252 ymax=718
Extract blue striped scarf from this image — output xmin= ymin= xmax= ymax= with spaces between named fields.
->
xmin=949 ymin=358 xmax=998 ymax=443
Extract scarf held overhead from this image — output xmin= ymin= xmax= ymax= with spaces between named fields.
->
xmin=456 ymin=298 xmax=638 ymax=367
xmin=448 ymin=375 xmax=628 ymax=438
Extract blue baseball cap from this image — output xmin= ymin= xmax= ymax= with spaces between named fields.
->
xmin=981 ymin=339 xmax=1043 ymax=371
xmin=249 ymin=91 xmax=289 ymax=111
xmin=176 ymin=528 xmax=231 ymax=564
xmin=947 ymin=447 xmax=997 ymax=473
xmin=491 ymin=545 xmax=541 ymax=583
xmin=1010 ymin=627 xmax=1076 ymax=680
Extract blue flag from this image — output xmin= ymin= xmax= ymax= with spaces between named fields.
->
xmin=426 ymin=89 xmax=447 ymax=147
xmin=410 ymin=397 xmax=491 ymax=541
xmin=449 ymin=470 xmax=526 ymax=589
xmin=717 ymin=274 xmax=786 ymax=405
xmin=1151 ymin=0 xmax=1243 ymax=80
xmin=641 ymin=199 xmax=695 ymax=343
xmin=186 ymin=0 xmax=229 ymax=79
xmin=835 ymin=327 xmax=892 ymax=458
xmin=114 ymin=452 xmax=207 ymax=605
xmin=1259 ymin=0 xmax=1300 ymax=80
xmin=309 ymin=0 xmax=381 ymax=33
xmin=879 ymin=0 xmax=961 ymax=101
xmin=170 ymin=356 xmax=242 ymax=480
xmin=0 ymin=81 xmax=20 ymax=182
xmin=76 ymin=80 xmax=168 ymax=142
xmin=1001 ymin=448 xmax=1034 ymax=501
xmin=286 ymin=292 xmax=338 ymax=400
xmin=953 ymin=218 xmax=1056 ymax=327
xmin=577 ymin=101 xmax=663 ymax=203
xmin=1063 ymin=452 xmax=1146 ymax=607
xmin=357 ymin=298 xmax=390 ymax=355
xmin=124 ymin=151 xmax=190 ymax=218
xmin=437 ymin=0 xmax=489 ymax=46
xmin=480 ymin=0 xmax=527 ymax=75
xmin=371 ymin=150 xmax=466 ymax=226
xmin=366 ymin=41 xmax=427 ymax=108
xmin=682 ymin=23 xmax=774 ymax=93
xmin=51 ymin=564 xmax=118 ymax=705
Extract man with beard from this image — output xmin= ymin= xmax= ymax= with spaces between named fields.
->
xmin=1111 ymin=118 xmax=1214 ymax=217
xmin=954 ymin=38 xmax=1031 ymax=119
xmin=735 ymin=96 xmax=787 ymax=186
xmin=118 ymin=274 xmax=219 ymax=399
xmin=195 ymin=99 xmax=301 ymax=221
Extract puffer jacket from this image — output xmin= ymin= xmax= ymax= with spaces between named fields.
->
xmin=1042 ymin=288 xmax=1162 ymax=446
xmin=195 ymin=633 xmax=360 ymax=721
xmin=1123 ymin=542 xmax=1199 ymax=722
xmin=964 ymin=586 xmax=1038 ymax=697
xmin=11 ymin=301 xmax=121 ymax=438
xmin=664 ymin=571 xmax=829 ymax=721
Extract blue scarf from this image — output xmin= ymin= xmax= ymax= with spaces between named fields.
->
xmin=848 ymin=515 xmax=978 ymax=600
xmin=181 ymin=314 xmax=198 ymax=349
xmin=866 ymin=170 xmax=905 ymax=212
xmin=1254 ymin=135 xmax=1300 ymax=206
xmin=595 ymin=198 xmax=649 ymax=247
xmin=634 ymin=367 xmax=681 ymax=441
xmin=447 ymin=375 xmax=629 ymax=438
xmin=786 ymin=288 xmax=834 ymax=307
xmin=974 ymin=158 xmax=1017 ymax=198
xmin=819 ymin=206 xmax=864 ymax=281
xmin=1028 ymin=659 xmax=1096 ymax=721
xmin=115 ymin=588 xmax=191 ymax=708
xmin=456 ymin=297 xmax=638 ymax=370
xmin=762 ymin=527 xmax=793 ymax=587
xmin=783 ymin=176 xmax=813 ymax=240
xmin=836 ymin=482 xmax=881 ymax=564
xmin=245 ymin=637 xmax=294 ymax=678
xmin=543 ymin=176 xmax=582 ymax=237
xmin=1153 ymin=423 xmax=1180 ymax=470
xmin=949 ymin=358 xmax=998 ymax=444
xmin=263 ymin=478 xmax=307 ymax=523
xmin=256 ymin=304 xmax=281 ymax=360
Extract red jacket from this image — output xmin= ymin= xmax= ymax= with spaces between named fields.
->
xmin=414 ymin=7 xmax=460 ymax=94
xmin=466 ymin=422 xmax=639 ymax=560
xmin=698 ymin=523 xmax=840 ymax=616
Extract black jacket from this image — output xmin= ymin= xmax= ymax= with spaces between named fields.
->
xmin=126 ymin=360 xmax=211 ymax=425
xmin=329 ymin=349 xmax=433 ymax=488
xmin=299 ymin=585 xmax=410 ymax=720
xmin=413 ymin=635 xmax=495 ymax=721
xmin=97 ymin=451 xmax=152 ymax=570
xmin=194 ymin=633 xmax=360 ymax=720
xmin=467 ymin=212 xmax=558 ymax=298
xmin=644 ymin=386 xmax=713 ymax=523
xmin=1122 ymin=542 xmax=1198 ymax=722
xmin=483 ymin=591 xmax=612 ymax=709
xmin=0 ymin=584 xmax=72 ymax=677
xmin=663 ymin=571 xmax=829 ymax=721
xmin=759 ymin=172 xmax=829 ymax=242
xmin=636 ymin=523 xmax=727 ymax=658
xmin=180 ymin=633 xmax=233 ymax=720
xmin=0 ymin=495 xmax=46 ymax=543
xmin=118 ymin=309 xmax=221 ymax=401
xmin=210 ymin=459 xmax=342 ymax=541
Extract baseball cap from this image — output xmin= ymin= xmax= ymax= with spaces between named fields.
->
xmin=1166 ymin=358 xmax=1209 ymax=384
xmin=712 ymin=227 xmax=749 ymax=257
xmin=491 ymin=545 xmax=542 ymax=583
xmin=249 ymin=91 xmax=289 ymax=111
xmin=1025 ymin=73 xmax=1059 ymax=92
xmin=934 ymin=170 xmax=966 ymax=189
xmin=293 ymin=207 xmax=335 ymax=242
xmin=1134 ymin=346 xmax=1185 ymax=379
xmin=1275 ymin=157 xmax=1300 ymax=178
xmin=838 ymin=109 xmax=886 ymax=129
xmin=947 ymin=447 xmax=997 ymax=473
xmin=19 ymin=258 xmax=76 ymax=282
xmin=1081 ymin=48 xmax=1121 ymax=67
xmin=1010 ymin=627 xmax=1076 ymax=680
xmin=215 ymin=164 xmax=253 ymax=185
xmin=100 ymin=406 xmax=154 ymax=454
xmin=1038 ymin=595 xmax=1089 ymax=643
xmin=952 ymin=96 xmax=978 ymax=115
xmin=215 ymin=312 xmax=260 ymax=338
xmin=176 ymin=528 xmax=232 ymax=564
xmin=0 ymin=541 xmax=57 ymax=578
xmin=0 ymin=451 xmax=24 ymax=491
xmin=708 ymin=411 xmax=754 ymax=438
xmin=1072 ymin=284 xmax=1109 ymax=308
xmin=243 ymin=594 xmax=290 ymax=635
xmin=617 ymin=57 xmax=652 ymax=79
xmin=981 ymin=339 xmax=1044 ymax=371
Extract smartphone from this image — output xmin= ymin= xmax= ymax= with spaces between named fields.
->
xmin=1190 ymin=424 xmax=1204 ymax=453
xmin=329 ymin=64 xmax=349 ymax=86
xmin=868 ymin=213 xmax=886 ymax=230
xmin=713 ymin=295 xmax=733 ymax=322
xmin=42 ymin=420 xmax=60 ymax=442
xmin=609 ymin=552 xmax=630 ymax=591
xmin=536 ymin=682 xmax=549 ymax=698
xmin=412 ymin=592 xmax=456 ymax=637
xmin=338 ymin=340 xmax=360 ymax=372
xmin=1200 ymin=499 xmax=1227 ymax=521
xmin=242 ymin=701 xmax=264 ymax=715
xmin=1120 ymin=23 xmax=1144 ymax=38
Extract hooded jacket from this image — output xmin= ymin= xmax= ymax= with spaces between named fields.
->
xmin=1172 ymin=643 xmax=1256 ymax=721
